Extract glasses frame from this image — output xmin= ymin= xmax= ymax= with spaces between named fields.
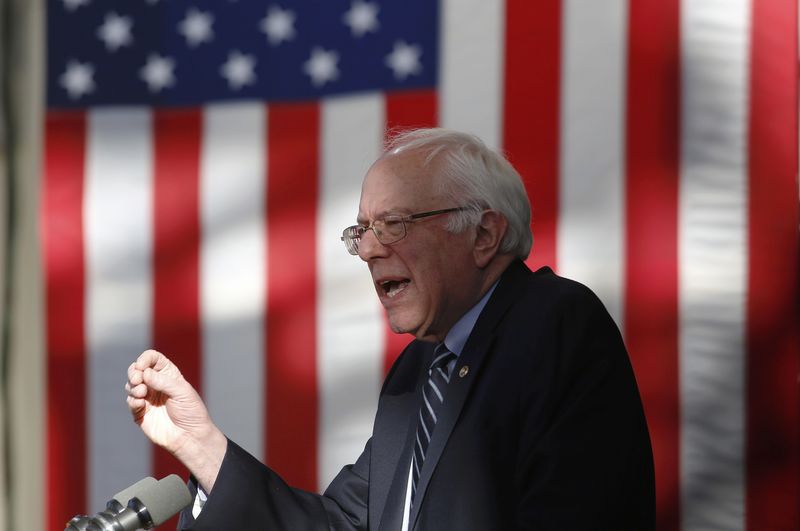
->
xmin=341 ymin=207 xmax=468 ymax=255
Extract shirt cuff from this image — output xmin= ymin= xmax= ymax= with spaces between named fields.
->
xmin=191 ymin=483 xmax=208 ymax=519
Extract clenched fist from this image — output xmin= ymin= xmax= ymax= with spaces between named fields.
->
xmin=126 ymin=349 xmax=227 ymax=492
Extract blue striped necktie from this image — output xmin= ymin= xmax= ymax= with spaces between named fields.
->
xmin=410 ymin=344 xmax=456 ymax=508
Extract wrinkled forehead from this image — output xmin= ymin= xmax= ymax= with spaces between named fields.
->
xmin=358 ymin=152 xmax=444 ymax=220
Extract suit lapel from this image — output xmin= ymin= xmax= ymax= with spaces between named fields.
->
xmin=407 ymin=331 xmax=497 ymax=529
xmin=373 ymin=343 xmax=432 ymax=531
xmin=373 ymin=395 xmax=417 ymax=531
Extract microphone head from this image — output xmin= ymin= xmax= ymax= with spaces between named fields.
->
xmin=132 ymin=474 xmax=192 ymax=526
xmin=107 ymin=476 xmax=157 ymax=513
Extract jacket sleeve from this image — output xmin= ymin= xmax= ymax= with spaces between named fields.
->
xmin=513 ymin=284 xmax=655 ymax=531
xmin=178 ymin=437 xmax=371 ymax=531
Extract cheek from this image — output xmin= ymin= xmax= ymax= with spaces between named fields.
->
xmin=413 ymin=260 xmax=455 ymax=313
xmin=400 ymin=230 xmax=471 ymax=302
xmin=408 ymin=255 xmax=444 ymax=293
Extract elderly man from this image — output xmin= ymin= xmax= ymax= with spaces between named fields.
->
xmin=126 ymin=128 xmax=655 ymax=530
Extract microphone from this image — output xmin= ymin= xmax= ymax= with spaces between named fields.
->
xmin=65 ymin=476 xmax=158 ymax=530
xmin=107 ymin=476 xmax=158 ymax=513
xmin=65 ymin=474 xmax=192 ymax=531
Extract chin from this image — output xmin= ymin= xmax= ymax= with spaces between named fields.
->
xmin=386 ymin=313 xmax=420 ymax=336
xmin=387 ymin=319 xmax=413 ymax=335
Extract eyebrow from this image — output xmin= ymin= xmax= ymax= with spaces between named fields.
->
xmin=356 ymin=208 xmax=412 ymax=226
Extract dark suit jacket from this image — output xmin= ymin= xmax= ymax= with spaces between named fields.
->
xmin=180 ymin=262 xmax=655 ymax=530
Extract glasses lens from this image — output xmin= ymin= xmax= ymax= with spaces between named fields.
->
xmin=342 ymin=226 xmax=361 ymax=255
xmin=376 ymin=217 xmax=405 ymax=244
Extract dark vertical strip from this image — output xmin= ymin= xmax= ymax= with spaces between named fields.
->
xmin=44 ymin=111 xmax=87 ymax=530
xmin=266 ymin=102 xmax=319 ymax=490
xmin=625 ymin=2 xmax=681 ymax=529
xmin=502 ymin=0 xmax=561 ymax=271
xmin=747 ymin=0 xmax=799 ymax=528
xmin=151 ymin=108 xmax=202 ymax=528
xmin=382 ymin=89 xmax=437 ymax=372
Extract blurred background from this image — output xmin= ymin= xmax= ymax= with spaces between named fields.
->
xmin=0 ymin=0 xmax=797 ymax=530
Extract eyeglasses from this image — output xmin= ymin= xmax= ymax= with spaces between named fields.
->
xmin=341 ymin=207 xmax=467 ymax=255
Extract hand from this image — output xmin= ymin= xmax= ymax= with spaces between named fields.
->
xmin=126 ymin=349 xmax=205 ymax=451
xmin=126 ymin=349 xmax=227 ymax=491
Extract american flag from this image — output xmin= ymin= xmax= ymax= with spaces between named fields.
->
xmin=42 ymin=0 xmax=798 ymax=530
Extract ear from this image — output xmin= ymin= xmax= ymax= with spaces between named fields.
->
xmin=472 ymin=210 xmax=508 ymax=268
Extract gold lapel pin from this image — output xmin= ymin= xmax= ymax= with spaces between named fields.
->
xmin=458 ymin=365 xmax=469 ymax=378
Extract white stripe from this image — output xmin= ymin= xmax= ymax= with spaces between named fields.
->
xmin=419 ymin=410 xmax=431 ymax=441
xmin=422 ymin=390 xmax=436 ymax=422
xmin=318 ymin=94 xmax=385 ymax=490
xmin=201 ymin=102 xmax=266 ymax=460
xmin=415 ymin=433 xmax=425 ymax=459
xmin=439 ymin=0 xmax=505 ymax=149
xmin=680 ymin=1 xmax=749 ymax=529
xmin=86 ymin=108 xmax=152 ymax=511
xmin=427 ymin=379 xmax=443 ymax=403
xmin=430 ymin=351 xmax=451 ymax=367
xmin=558 ymin=0 xmax=627 ymax=327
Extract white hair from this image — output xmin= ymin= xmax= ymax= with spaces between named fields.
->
xmin=383 ymin=128 xmax=533 ymax=259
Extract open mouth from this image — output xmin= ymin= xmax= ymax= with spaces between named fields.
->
xmin=379 ymin=279 xmax=410 ymax=298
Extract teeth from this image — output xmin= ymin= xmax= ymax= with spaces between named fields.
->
xmin=381 ymin=280 xmax=409 ymax=298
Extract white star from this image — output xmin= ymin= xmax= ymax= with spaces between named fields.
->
xmin=178 ymin=8 xmax=214 ymax=47
xmin=62 ymin=0 xmax=90 ymax=11
xmin=220 ymin=51 xmax=257 ymax=90
xmin=60 ymin=60 xmax=95 ymax=100
xmin=303 ymin=47 xmax=339 ymax=87
xmin=140 ymin=54 xmax=176 ymax=93
xmin=97 ymin=12 xmax=133 ymax=52
xmin=385 ymin=41 xmax=423 ymax=80
xmin=342 ymin=1 xmax=379 ymax=37
xmin=260 ymin=5 xmax=296 ymax=46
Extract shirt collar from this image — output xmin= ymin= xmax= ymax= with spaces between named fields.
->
xmin=442 ymin=280 xmax=499 ymax=358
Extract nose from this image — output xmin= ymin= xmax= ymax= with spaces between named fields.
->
xmin=357 ymin=228 xmax=390 ymax=262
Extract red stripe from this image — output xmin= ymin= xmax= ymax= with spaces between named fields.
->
xmin=382 ymin=89 xmax=438 ymax=372
xmin=502 ymin=0 xmax=561 ymax=271
xmin=265 ymin=102 xmax=320 ymax=490
xmin=747 ymin=1 xmax=800 ymax=528
xmin=625 ymin=2 xmax=681 ymax=530
xmin=386 ymin=89 xmax=438 ymax=135
xmin=45 ymin=111 xmax=87 ymax=529
xmin=151 ymin=109 xmax=203 ymax=529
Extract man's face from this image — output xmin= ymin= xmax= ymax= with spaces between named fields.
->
xmin=357 ymin=153 xmax=483 ymax=342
